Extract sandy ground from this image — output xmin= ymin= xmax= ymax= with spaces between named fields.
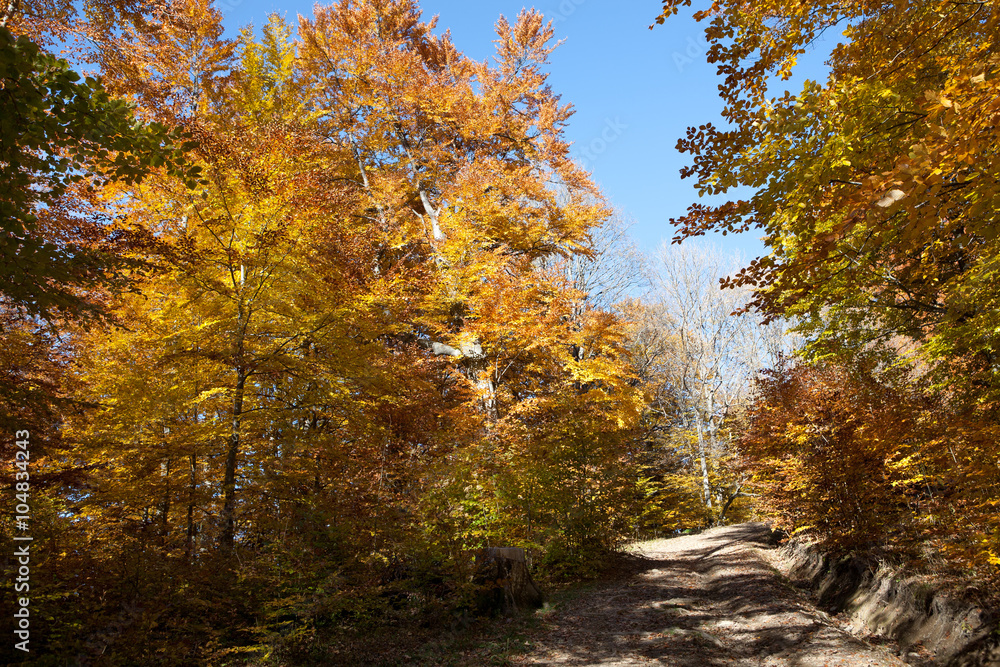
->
xmin=513 ymin=523 xmax=908 ymax=666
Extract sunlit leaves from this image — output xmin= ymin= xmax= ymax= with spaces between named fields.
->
xmin=656 ymin=1 xmax=1000 ymax=404
xmin=0 ymin=27 xmax=197 ymax=320
xmin=739 ymin=349 xmax=1000 ymax=583
xmin=654 ymin=1 xmax=1000 ymax=582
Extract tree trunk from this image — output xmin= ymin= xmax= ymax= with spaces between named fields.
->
xmin=474 ymin=547 xmax=544 ymax=615
xmin=696 ymin=418 xmax=712 ymax=508
xmin=161 ymin=455 xmax=170 ymax=541
xmin=717 ymin=485 xmax=744 ymax=525
xmin=220 ymin=370 xmax=247 ymax=552
xmin=187 ymin=451 xmax=197 ymax=558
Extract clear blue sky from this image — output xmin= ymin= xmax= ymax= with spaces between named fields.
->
xmin=220 ymin=0 xmax=833 ymax=260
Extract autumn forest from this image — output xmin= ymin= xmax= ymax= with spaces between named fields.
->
xmin=3 ymin=0 xmax=1000 ymax=664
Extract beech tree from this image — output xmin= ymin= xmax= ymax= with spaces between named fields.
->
xmin=0 ymin=0 xmax=199 ymax=322
xmin=632 ymin=243 xmax=792 ymax=528
xmin=655 ymin=0 xmax=1000 ymax=401
xmin=654 ymin=0 xmax=1000 ymax=579
xmin=23 ymin=3 xmax=649 ymax=660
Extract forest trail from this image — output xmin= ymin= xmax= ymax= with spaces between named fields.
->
xmin=513 ymin=523 xmax=907 ymax=667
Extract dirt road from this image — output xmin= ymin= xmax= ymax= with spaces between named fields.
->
xmin=514 ymin=523 xmax=907 ymax=667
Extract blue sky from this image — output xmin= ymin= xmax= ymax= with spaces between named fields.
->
xmin=220 ymin=0 xmax=834 ymax=260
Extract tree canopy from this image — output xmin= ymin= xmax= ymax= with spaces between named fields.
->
xmin=658 ymin=0 xmax=1000 ymax=399
xmin=7 ymin=0 xmax=1000 ymax=662
xmin=655 ymin=0 xmax=1000 ymax=585
xmin=0 ymin=26 xmax=198 ymax=319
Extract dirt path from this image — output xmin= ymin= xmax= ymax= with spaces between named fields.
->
xmin=513 ymin=523 xmax=907 ymax=667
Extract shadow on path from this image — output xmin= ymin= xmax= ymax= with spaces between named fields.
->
xmin=514 ymin=523 xmax=905 ymax=667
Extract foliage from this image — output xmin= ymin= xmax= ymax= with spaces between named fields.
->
xmin=739 ymin=353 xmax=923 ymax=547
xmin=654 ymin=0 xmax=1000 ymax=594
xmin=0 ymin=26 xmax=197 ymax=321
xmin=621 ymin=244 xmax=789 ymax=533
xmin=738 ymin=349 xmax=1000 ymax=585
xmin=655 ymin=0 xmax=1000 ymax=401
xmin=1 ymin=0 xmax=650 ymax=662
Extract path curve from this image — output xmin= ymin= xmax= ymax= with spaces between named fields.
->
xmin=514 ymin=523 xmax=906 ymax=666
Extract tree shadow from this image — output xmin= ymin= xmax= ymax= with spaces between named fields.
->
xmin=522 ymin=523 xmax=895 ymax=666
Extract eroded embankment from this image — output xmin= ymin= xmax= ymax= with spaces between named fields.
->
xmin=771 ymin=536 xmax=999 ymax=666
